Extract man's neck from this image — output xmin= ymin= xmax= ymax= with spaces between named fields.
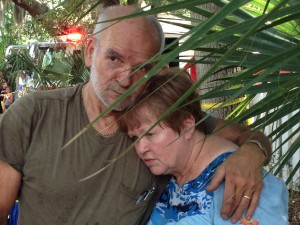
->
xmin=82 ymin=82 xmax=118 ymax=136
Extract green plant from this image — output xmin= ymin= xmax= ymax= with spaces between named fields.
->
xmin=81 ymin=0 xmax=300 ymax=183
xmin=5 ymin=47 xmax=89 ymax=89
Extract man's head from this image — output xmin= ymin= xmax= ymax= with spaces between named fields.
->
xmin=93 ymin=5 xmax=165 ymax=53
xmin=85 ymin=5 xmax=165 ymax=111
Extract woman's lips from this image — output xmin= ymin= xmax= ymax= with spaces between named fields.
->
xmin=144 ymin=158 xmax=154 ymax=166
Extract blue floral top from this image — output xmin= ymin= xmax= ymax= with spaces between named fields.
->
xmin=147 ymin=152 xmax=232 ymax=224
xmin=147 ymin=151 xmax=289 ymax=225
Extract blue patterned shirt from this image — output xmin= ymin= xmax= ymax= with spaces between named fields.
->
xmin=147 ymin=152 xmax=232 ymax=225
xmin=147 ymin=151 xmax=289 ymax=225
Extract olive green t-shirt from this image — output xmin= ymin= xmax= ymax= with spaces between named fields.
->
xmin=0 ymin=84 xmax=168 ymax=225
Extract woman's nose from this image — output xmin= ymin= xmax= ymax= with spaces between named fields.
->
xmin=135 ymin=138 xmax=150 ymax=155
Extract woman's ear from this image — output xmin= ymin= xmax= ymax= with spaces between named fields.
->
xmin=181 ymin=115 xmax=196 ymax=140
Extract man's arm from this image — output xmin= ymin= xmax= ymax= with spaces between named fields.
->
xmin=205 ymin=118 xmax=272 ymax=224
xmin=212 ymin=119 xmax=271 ymax=163
xmin=0 ymin=161 xmax=21 ymax=225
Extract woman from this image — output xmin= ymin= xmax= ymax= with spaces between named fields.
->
xmin=119 ymin=69 xmax=288 ymax=225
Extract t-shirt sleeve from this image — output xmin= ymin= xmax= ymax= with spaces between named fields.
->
xmin=0 ymin=93 xmax=37 ymax=173
xmin=202 ymin=112 xmax=218 ymax=134
xmin=211 ymin=170 xmax=289 ymax=225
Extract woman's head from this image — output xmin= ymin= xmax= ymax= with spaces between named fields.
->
xmin=118 ymin=68 xmax=205 ymax=175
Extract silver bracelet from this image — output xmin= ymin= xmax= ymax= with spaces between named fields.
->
xmin=244 ymin=140 xmax=269 ymax=162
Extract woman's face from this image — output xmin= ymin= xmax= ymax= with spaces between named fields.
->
xmin=128 ymin=109 xmax=191 ymax=176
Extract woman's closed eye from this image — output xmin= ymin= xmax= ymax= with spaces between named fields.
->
xmin=144 ymin=131 xmax=155 ymax=139
xmin=128 ymin=132 xmax=152 ymax=141
xmin=128 ymin=134 xmax=138 ymax=141
xmin=144 ymin=132 xmax=153 ymax=137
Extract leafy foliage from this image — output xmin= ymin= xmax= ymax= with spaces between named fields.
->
xmin=5 ymin=46 xmax=89 ymax=89
xmin=89 ymin=0 xmax=300 ymax=184
xmin=2 ymin=0 xmax=299 ymax=185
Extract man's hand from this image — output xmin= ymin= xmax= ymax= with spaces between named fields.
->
xmin=206 ymin=143 xmax=265 ymax=223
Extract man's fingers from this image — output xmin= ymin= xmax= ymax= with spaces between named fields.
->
xmin=229 ymin=193 xmax=253 ymax=223
xmin=206 ymin=165 xmax=225 ymax=192
xmin=245 ymin=190 xmax=261 ymax=220
xmin=220 ymin=174 xmax=253 ymax=222
xmin=228 ymin=181 xmax=262 ymax=223
xmin=207 ymin=146 xmax=264 ymax=222
xmin=220 ymin=178 xmax=236 ymax=220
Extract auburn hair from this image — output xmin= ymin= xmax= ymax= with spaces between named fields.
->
xmin=118 ymin=68 xmax=205 ymax=134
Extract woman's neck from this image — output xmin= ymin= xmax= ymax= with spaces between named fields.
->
xmin=175 ymin=132 xmax=207 ymax=186
xmin=175 ymin=134 xmax=238 ymax=186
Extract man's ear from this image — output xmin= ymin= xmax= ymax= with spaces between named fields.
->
xmin=84 ymin=37 xmax=96 ymax=67
xmin=181 ymin=115 xmax=196 ymax=140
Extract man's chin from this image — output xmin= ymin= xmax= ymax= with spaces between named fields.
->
xmin=112 ymin=102 xmax=131 ymax=111
xmin=112 ymin=97 xmax=135 ymax=111
xmin=98 ymin=93 xmax=134 ymax=111
xmin=102 ymin=100 xmax=129 ymax=112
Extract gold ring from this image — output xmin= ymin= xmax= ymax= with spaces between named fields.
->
xmin=243 ymin=195 xmax=251 ymax=199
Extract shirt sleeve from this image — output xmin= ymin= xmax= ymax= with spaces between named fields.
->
xmin=0 ymin=93 xmax=37 ymax=173
xmin=202 ymin=112 xmax=218 ymax=134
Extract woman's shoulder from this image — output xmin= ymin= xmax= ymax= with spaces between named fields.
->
xmin=206 ymin=135 xmax=238 ymax=154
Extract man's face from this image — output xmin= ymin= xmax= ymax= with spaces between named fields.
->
xmin=86 ymin=18 xmax=161 ymax=111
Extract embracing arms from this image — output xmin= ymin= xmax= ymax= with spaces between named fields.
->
xmin=205 ymin=117 xmax=272 ymax=223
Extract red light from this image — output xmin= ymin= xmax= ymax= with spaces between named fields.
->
xmin=67 ymin=32 xmax=83 ymax=42
xmin=56 ymin=26 xmax=85 ymax=43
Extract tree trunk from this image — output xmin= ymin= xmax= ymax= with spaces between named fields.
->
xmin=193 ymin=3 xmax=238 ymax=119
xmin=11 ymin=0 xmax=49 ymax=18
xmin=101 ymin=0 xmax=142 ymax=7
xmin=102 ymin=0 xmax=120 ymax=7
xmin=127 ymin=0 xmax=143 ymax=4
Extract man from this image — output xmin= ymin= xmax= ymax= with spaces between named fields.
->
xmin=0 ymin=5 xmax=271 ymax=225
